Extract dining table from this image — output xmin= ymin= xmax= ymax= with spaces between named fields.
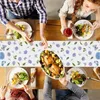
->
xmin=0 ymin=67 xmax=100 ymax=90
xmin=0 ymin=20 xmax=100 ymax=67
xmin=0 ymin=19 xmax=100 ymax=41
xmin=0 ymin=20 xmax=100 ymax=89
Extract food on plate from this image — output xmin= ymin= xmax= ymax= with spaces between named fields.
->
xmin=12 ymin=24 xmax=26 ymax=39
xmin=75 ymin=24 xmax=91 ymax=37
xmin=40 ymin=50 xmax=65 ymax=79
xmin=11 ymin=72 xmax=28 ymax=85
xmin=49 ymin=64 xmax=61 ymax=75
xmin=93 ymin=67 xmax=100 ymax=79
xmin=44 ymin=55 xmax=54 ymax=65
xmin=70 ymin=71 xmax=86 ymax=85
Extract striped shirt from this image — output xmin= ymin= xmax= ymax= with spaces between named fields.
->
xmin=0 ymin=0 xmax=47 ymax=24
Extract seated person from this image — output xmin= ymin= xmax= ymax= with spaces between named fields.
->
xmin=43 ymin=76 xmax=89 ymax=100
xmin=0 ymin=0 xmax=47 ymax=48
xmin=0 ymin=84 xmax=37 ymax=100
xmin=59 ymin=0 xmax=100 ymax=33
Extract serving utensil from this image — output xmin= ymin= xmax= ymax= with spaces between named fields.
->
xmin=87 ymin=77 xmax=100 ymax=82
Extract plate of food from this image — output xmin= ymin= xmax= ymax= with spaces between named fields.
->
xmin=7 ymin=68 xmax=29 ymax=88
xmin=6 ymin=21 xmax=33 ymax=40
xmin=66 ymin=68 xmax=87 ymax=87
xmin=40 ymin=50 xmax=65 ymax=79
xmin=74 ymin=20 xmax=94 ymax=40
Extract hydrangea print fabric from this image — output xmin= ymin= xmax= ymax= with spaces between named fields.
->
xmin=0 ymin=41 xmax=100 ymax=67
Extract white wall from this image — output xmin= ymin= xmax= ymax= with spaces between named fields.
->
xmin=43 ymin=0 xmax=96 ymax=20
xmin=44 ymin=0 xmax=65 ymax=19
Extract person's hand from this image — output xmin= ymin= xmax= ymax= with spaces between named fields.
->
xmin=40 ymin=35 xmax=48 ymax=49
xmin=20 ymin=31 xmax=32 ymax=43
xmin=93 ymin=21 xmax=100 ymax=30
xmin=60 ymin=27 xmax=65 ymax=34
xmin=23 ymin=85 xmax=34 ymax=99
xmin=59 ymin=75 xmax=68 ymax=86
xmin=60 ymin=21 xmax=75 ymax=34
xmin=0 ymin=84 xmax=8 ymax=99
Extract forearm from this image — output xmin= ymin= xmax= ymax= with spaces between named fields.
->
xmin=60 ymin=16 xmax=67 ymax=29
xmin=95 ymin=9 xmax=100 ymax=21
xmin=28 ymin=93 xmax=35 ymax=100
xmin=66 ymin=82 xmax=89 ymax=100
xmin=40 ymin=23 xmax=46 ymax=37
xmin=6 ymin=21 xmax=23 ymax=33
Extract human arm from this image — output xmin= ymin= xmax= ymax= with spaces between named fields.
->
xmin=0 ymin=3 xmax=9 ymax=25
xmin=59 ymin=76 xmax=89 ymax=100
xmin=0 ymin=84 xmax=8 ymax=100
xmin=6 ymin=21 xmax=32 ymax=42
xmin=93 ymin=8 xmax=100 ymax=30
xmin=0 ymin=4 xmax=31 ymax=42
xmin=59 ymin=0 xmax=73 ymax=33
xmin=34 ymin=0 xmax=48 ymax=49
xmin=23 ymin=85 xmax=35 ymax=100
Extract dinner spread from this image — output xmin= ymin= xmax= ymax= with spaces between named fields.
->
xmin=40 ymin=50 xmax=65 ymax=79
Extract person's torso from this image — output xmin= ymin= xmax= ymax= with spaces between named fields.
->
xmin=0 ymin=0 xmax=35 ymax=16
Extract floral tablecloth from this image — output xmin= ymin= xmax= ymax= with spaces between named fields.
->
xmin=0 ymin=41 xmax=100 ymax=67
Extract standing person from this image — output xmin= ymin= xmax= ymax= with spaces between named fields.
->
xmin=0 ymin=0 xmax=47 ymax=48
xmin=59 ymin=0 xmax=100 ymax=33
xmin=43 ymin=76 xmax=89 ymax=100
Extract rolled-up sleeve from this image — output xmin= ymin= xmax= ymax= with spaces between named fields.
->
xmin=67 ymin=82 xmax=89 ymax=100
xmin=0 ymin=4 xmax=9 ymax=25
xmin=59 ymin=0 xmax=69 ymax=18
xmin=59 ymin=0 xmax=75 ymax=18
xmin=34 ymin=0 xmax=47 ymax=23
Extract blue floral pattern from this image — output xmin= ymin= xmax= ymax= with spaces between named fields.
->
xmin=0 ymin=41 xmax=100 ymax=67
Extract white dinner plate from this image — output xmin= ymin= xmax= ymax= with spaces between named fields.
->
xmin=7 ymin=67 xmax=29 ymax=89
xmin=74 ymin=20 xmax=94 ymax=40
xmin=66 ymin=68 xmax=87 ymax=87
xmin=7 ymin=21 xmax=33 ymax=40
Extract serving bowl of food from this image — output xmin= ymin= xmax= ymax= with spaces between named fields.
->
xmin=7 ymin=68 xmax=29 ymax=88
xmin=6 ymin=21 xmax=33 ymax=41
xmin=74 ymin=20 xmax=94 ymax=40
xmin=66 ymin=68 xmax=87 ymax=87
xmin=40 ymin=50 xmax=65 ymax=79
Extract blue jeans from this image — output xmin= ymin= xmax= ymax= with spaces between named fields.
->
xmin=7 ymin=10 xmax=21 ymax=20
xmin=56 ymin=90 xmax=72 ymax=100
xmin=7 ymin=10 xmax=39 ymax=20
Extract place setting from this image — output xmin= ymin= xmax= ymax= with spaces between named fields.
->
xmin=5 ymin=20 xmax=34 ymax=43
xmin=2 ymin=66 xmax=100 ymax=90
xmin=62 ymin=20 xmax=95 ymax=41
xmin=6 ymin=67 xmax=36 ymax=89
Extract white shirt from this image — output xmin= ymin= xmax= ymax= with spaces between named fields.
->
xmin=59 ymin=0 xmax=95 ymax=18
